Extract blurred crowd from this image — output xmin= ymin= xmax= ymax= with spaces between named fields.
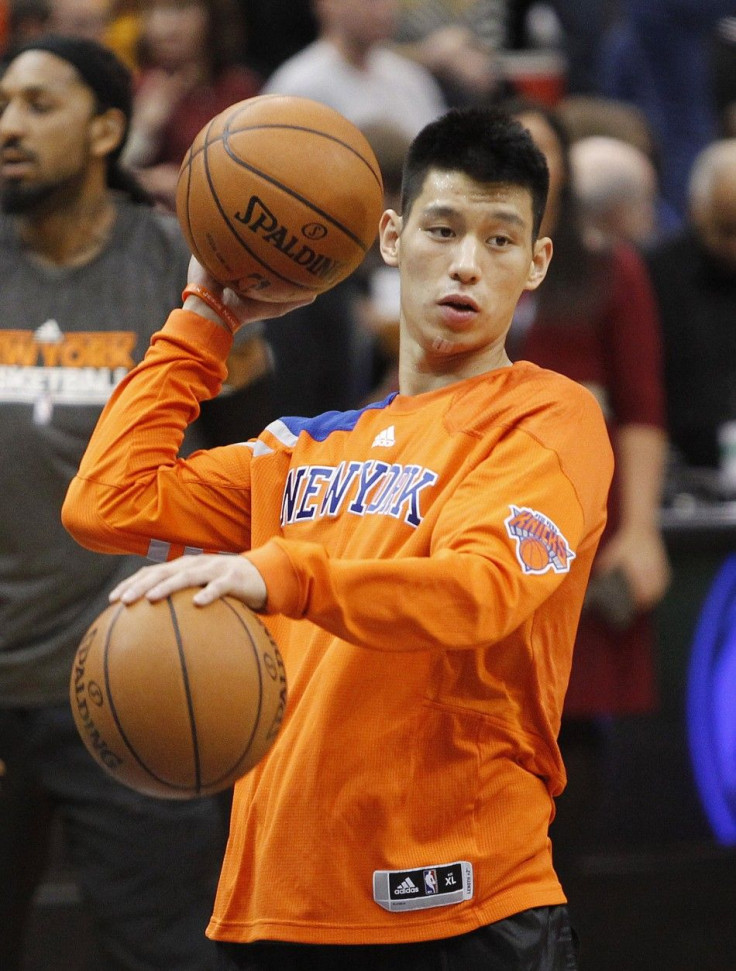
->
xmin=2 ymin=0 xmax=736 ymax=966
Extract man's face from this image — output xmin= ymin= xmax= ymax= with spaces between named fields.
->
xmin=320 ymin=0 xmax=398 ymax=48
xmin=50 ymin=0 xmax=112 ymax=40
xmin=692 ymin=169 xmax=736 ymax=273
xmin=142 ymin=0 xmax=209 ymax=72
xmin=380 ymin=169 xmax=552 ymax=367
xmin=0 ymin=50 xmax=98 ymax=213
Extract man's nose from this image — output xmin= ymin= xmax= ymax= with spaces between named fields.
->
xmin=0 ymin=101 xmax=26 ymax=140
xmin=449 ymin=236 xmax=481 ymax=281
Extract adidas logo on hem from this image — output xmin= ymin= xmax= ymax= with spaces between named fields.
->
xmin=34 ymin=319 xmax=63 ymax=343
xmin=394 ymin=877 xmax=419 ymax=895
xmin=372 ymin=425 xmax=395 ymax=448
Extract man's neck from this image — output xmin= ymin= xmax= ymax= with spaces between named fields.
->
xmin=398 ymin=344 xmax=512 ymax=396
xmin=16 ymin=191 xmax=117 ymax=268
xmin=327 ymin=32 xmax=373 ymax=69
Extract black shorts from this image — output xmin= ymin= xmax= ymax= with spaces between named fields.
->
xmin=214 ymin=904 xmax=579 ymax=971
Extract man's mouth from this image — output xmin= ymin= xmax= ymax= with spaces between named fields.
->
xmin=439 ymin=294 xmax=479 ymax=312
xmin=0 ymin=150 xmax=34 ymax=177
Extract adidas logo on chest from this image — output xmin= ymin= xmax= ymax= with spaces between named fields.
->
xmin=371 ymin=425 xmax=395 ymax=448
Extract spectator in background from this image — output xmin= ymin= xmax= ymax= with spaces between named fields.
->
xmin=646 ymin=139 xmax=736 ymax=476
xmin=3 ymin=0 xmax=51 ymax=50
xmin=122 ymin=0 xmax=262 ymax=210
xmin=570 ymin=135 xmax=662 ymax=250
xmin=264 ymin=270 xmax=368 ymax=420
xmin=0 ymin=35 xmax=227 ymax=969
xmin=264 ymin=0 xmax=447 ymax=139
xmin=391 ymin=0 xmax=508 ymax=106
xmin=352 ymin=122 xmax=413 ymax=401
xmin=102 ymin=0 xmax=143 ymax=70
xmin=557 ymin=93 xmax=658 ymax=164
xmin=506 ymin=99 xmax=671 ymax=868
xmin=236 ymin=0 xmax=317 ymax=80
xmin=507 ymin=0 xmax=611 ymax=96
xmin=712 ymin=16 xmax=736 ymax=138
xmin=558 ymin=93 xmax=682 ymax=239
xmin=598 ymin=0 xmax=734 ymax=222
xmin=49 ymin=0 xmax=113 ymax=41
xmin=10 ymin=0 xmax=141 ymax=71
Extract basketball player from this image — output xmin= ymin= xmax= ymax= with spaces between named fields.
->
xmin=63 ymin=106 xmax=613 ymax=970
xmin=0 ymin=35 xmax=231 ymax=971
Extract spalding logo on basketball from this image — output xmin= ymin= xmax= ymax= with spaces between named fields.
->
xmin=70 ymin=590 xmax=287 ymax=799
xmin=176 ymin=94 xmax=385 ymax=303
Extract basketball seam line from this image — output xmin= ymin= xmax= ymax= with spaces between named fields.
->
xmin=168 ymin=596 xmax=203 ymax=793
xmin=103 ymin=605 xmax=192 ymax=791
xmin=224 ymin=119 xmax=382 ymax=188
xmin=219 ymin=597 xmax=265 ymax=784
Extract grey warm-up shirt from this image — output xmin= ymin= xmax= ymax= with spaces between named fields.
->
xmin=0 ymin=198 xmax=191 ymax=706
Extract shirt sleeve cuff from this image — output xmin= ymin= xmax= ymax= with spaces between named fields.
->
xmin=158 ymin=308 xmax=234 ymax=356
xmin=243 ymin=540 xmax=303 ymax=617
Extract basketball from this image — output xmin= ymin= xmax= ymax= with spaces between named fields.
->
xmin=518 ymin=536 xmax=550 ymax=572
xmin=176 ymin=94 xmax=385 ymax=302
xmin=69 ymin=590 xmax=287 ymax=800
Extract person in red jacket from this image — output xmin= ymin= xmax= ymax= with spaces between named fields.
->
xmin=121 ymin=0 xmax=262 ymax=210
xmin=507 ymin=99 xmax=670 ymax=867
xmin=63 ymin=105 xmax=613 ymax=971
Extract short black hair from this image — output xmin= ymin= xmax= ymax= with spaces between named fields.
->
xmin=400 ymin=106 xmax=550 ymax=238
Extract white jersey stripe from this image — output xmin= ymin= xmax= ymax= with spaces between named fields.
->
xmin=146 ymin=538 xmax=170 ymax=562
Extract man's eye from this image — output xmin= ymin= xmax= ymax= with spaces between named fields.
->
xmin=427 ymin=226 xmax=453 ymax=237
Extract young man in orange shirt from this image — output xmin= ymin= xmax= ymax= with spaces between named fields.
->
xmin=63 ymin=106 xmax=613 ymax=970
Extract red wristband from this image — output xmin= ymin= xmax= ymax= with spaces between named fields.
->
xmin=182 ymin=283 xmax=239 ymax=335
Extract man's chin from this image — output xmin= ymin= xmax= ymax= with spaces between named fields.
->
xmin=0 ymin=182 xmax=51 ymax=214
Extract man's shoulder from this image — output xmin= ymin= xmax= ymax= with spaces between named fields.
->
xmin=448 ymin=362 xmax=608 ymax=442
xmin=371 ymin=43 xmax=441 ymax=82
xmin=448 ymin=363 xmax=613 ymax=492
xmin=264 ymin=40 xmax=334 ymax=91
xmin=368 ymin=44 xmax=447 ymax=106
xmin=500 ymin=363 xmax=614 ymax=486
xmin=115 ymin=198 xmax=183 ymax=240
xmin=502 ymin=361 xmax=605 ymax=416
xmin=495 ymin=363 xmax=608 ymax=455
xmin=113 ymin=199 xmax=190 ymax=262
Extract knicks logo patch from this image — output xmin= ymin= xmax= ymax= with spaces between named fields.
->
xmin=504 ymin=505 xmax=575 ymax=575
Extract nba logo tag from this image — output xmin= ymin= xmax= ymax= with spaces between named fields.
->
xmin=423 ymin=869 xmax=438 ymax=894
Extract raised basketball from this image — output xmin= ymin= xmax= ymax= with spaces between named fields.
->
xmin=176 ymin=94 xmax=385 ymax=302
xmin=70 ymin=590 xmax=287 ymax=800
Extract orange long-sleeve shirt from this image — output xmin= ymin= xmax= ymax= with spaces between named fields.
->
xmin=63 ymin=310 xmax=613 ymax=945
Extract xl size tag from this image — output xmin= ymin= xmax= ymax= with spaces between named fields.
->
xmin=373 ymin=861 xmax=473 ymax=912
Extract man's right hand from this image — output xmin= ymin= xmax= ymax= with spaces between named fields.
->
xmin=183 ymin=256 xmax=316 ymax=334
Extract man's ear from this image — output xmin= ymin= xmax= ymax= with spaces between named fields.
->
xmin=378 ymin=209 xmax=402 ymax=267
xmin=89 ymin=107 xmax=127 ymax=160
xmin=525 ymin=236 xmax=553 ymax=292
